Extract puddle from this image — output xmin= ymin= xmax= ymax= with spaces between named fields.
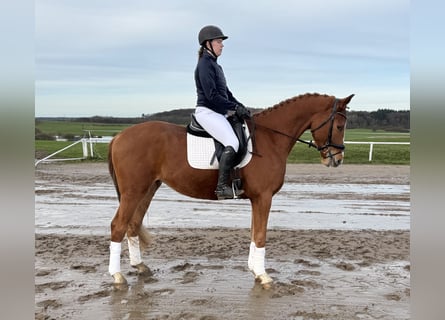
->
xmin=35 ymin=181 xmax=410 ymax=234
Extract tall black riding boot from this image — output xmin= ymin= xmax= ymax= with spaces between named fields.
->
xmin=215 ymin=146 xmax=236 ymax=200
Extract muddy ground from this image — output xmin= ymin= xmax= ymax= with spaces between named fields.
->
xmin=35 ymin=163 xmax=410 ymax=319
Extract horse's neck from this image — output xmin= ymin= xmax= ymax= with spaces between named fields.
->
xmin=256 ymin=100 xmax=313 ymax=139
xmin=251 ymin=96 xmax=326 ymax=159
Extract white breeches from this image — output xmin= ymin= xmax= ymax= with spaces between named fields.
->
xmin=194 ymin=106 xmax=239 ymax=152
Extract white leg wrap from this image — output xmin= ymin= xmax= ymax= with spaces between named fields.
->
xmin=108 ymin=241 xmax=121 ymax=276
xmin=248 ymin=242 xmax=256 ymax=271
xmin=128 ymin=236 xmax=142 ymax=266
xmin=252 ymin=246 xmax=266 ymax=276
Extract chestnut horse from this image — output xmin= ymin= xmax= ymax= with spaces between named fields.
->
xmin=107 ymin=92 xmax=354 ymax=288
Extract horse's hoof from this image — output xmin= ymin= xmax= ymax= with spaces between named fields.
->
xmin=112 ymin=272 xmax=127 ymax=285
xmin=256 ymin=273 xmax=273 ymax=289
xmin=132 ymin=262 xmax=153 ymax=276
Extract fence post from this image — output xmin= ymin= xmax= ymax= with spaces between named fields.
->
xmin=82 ymin=138 xmax=88 ymax=158
xmin=369 ymin=143 xmax=374 ymax=162
xmin=89 ymin=139 xmax=94 ymax=158
xmin=86 ymin=130 xmax=94 ymax=158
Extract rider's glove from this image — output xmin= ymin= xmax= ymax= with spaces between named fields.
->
xmin=235 ymin=105 xmax=251 ymax=120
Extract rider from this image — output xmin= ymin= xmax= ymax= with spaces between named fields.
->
xmin=194 ymin=25 xmax=251 ymax=200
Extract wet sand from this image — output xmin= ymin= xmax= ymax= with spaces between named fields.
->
xmin=35 ymin=163 xmax=410 ymax=319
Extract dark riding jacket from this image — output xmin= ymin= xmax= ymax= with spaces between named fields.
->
xmin=195 ymin=50 xmax=241 ymax=115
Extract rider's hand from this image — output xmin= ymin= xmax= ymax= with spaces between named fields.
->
xmin=235 ymin=105 xmax=251 ymax=120
xmin=225 ymin=110 xmax=236 ymax=118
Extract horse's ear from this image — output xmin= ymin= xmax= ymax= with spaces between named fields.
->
xmin=344 ymin=94 xmax=354 ymax=105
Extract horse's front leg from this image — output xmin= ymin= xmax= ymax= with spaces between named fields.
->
xmin=249 ymin=194 xmax=273 ymax=289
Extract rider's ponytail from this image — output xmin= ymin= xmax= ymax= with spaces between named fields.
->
xmin=198 ymin=46 xmax=205 ymax=59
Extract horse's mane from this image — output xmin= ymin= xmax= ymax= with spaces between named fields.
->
xmin=254 ymin=92 xmax=331 ymax=118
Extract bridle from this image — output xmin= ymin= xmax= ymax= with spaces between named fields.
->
xmin=248 ymin=98 xmax=347 ymax=158
xmin=310 ymin=98 xmax=347 ymax=155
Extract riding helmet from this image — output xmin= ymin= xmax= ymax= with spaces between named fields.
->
xmin=198 ymin=25 xmax=228 ymax=45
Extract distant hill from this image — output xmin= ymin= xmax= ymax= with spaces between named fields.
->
xmin=37 ymin=107 xmax=410 ymax=131
xmin=142 ymin=107 xmax=264 ymax=125
xmin=142 ymin=108 xmax=195 ymax=124
xmin=143 ymin=108 xmax=410 ymax=131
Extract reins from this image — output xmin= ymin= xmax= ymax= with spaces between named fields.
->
xmin=247 ymin=120 xmax=318 ymax=149
xmin=247 ymin=98 xmax=347 ymax=157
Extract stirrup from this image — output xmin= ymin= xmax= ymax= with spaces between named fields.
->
xmin=215 ymin=185 xmax=234 ymax=200
xmin=215 ymin=182 xmax=244 ymax=200
xmin=232 ymin=178 xmax=244 ymax=199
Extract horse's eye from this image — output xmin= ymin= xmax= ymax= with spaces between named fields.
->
xmin=337 ymin=125 xmax=344 ymax=132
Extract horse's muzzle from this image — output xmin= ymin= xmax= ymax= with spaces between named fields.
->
xmin=321 ymin=148 xmax=344 ymax=167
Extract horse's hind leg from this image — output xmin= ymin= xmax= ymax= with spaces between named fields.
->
xmin=109 ymin=190 xmax=148 ymax=284
xmin=127 ymin=181 xmax=161 ymax=276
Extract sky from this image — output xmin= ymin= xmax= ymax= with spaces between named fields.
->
xmin=35 ymin=0 xmax=410 ymax=117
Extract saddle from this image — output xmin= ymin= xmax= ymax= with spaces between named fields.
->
xmin=186 ymin=114 xmax=251 ymax=168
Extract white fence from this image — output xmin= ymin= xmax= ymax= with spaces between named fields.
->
xmin=34 ymin=135 xmax=113 ymax=167
xmin=35 ymin=137 xmax=410 ymax=167
xmin=344 ymin=141 xmax=410 ymax=161
xmin=35 ymin=138 xmax=88 ymax=167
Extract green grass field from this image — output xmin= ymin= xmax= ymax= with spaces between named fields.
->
xmin=35 ymin=120 xmax=410 ymax=165
xmin=290 ymin=129 xmax=410 ymax=164
xmin=35 ymin=120 xmax=131 ymax=137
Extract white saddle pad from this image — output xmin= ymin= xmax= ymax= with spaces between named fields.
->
xmin=187 ymin=126 xmax=253 ymax=170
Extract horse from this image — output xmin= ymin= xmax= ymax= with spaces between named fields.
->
xmin=107 ymin=92 xmax=354 ymax=289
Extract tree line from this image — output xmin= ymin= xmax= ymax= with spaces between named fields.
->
xmin=37 ymin=108 xmax=410 ymax=132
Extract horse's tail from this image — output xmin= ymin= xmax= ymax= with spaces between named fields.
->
xmin=108 ymin=138 xmax=121 ymax=202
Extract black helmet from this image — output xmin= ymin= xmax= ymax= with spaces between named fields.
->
xmin=198 ymin=25 xmax=228 ymax=45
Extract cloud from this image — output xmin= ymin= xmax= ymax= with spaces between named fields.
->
xmin=36 ymin=1 xmax=197 ymax=50
xmin=35 ymin=0 xmax=410 ymax=116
